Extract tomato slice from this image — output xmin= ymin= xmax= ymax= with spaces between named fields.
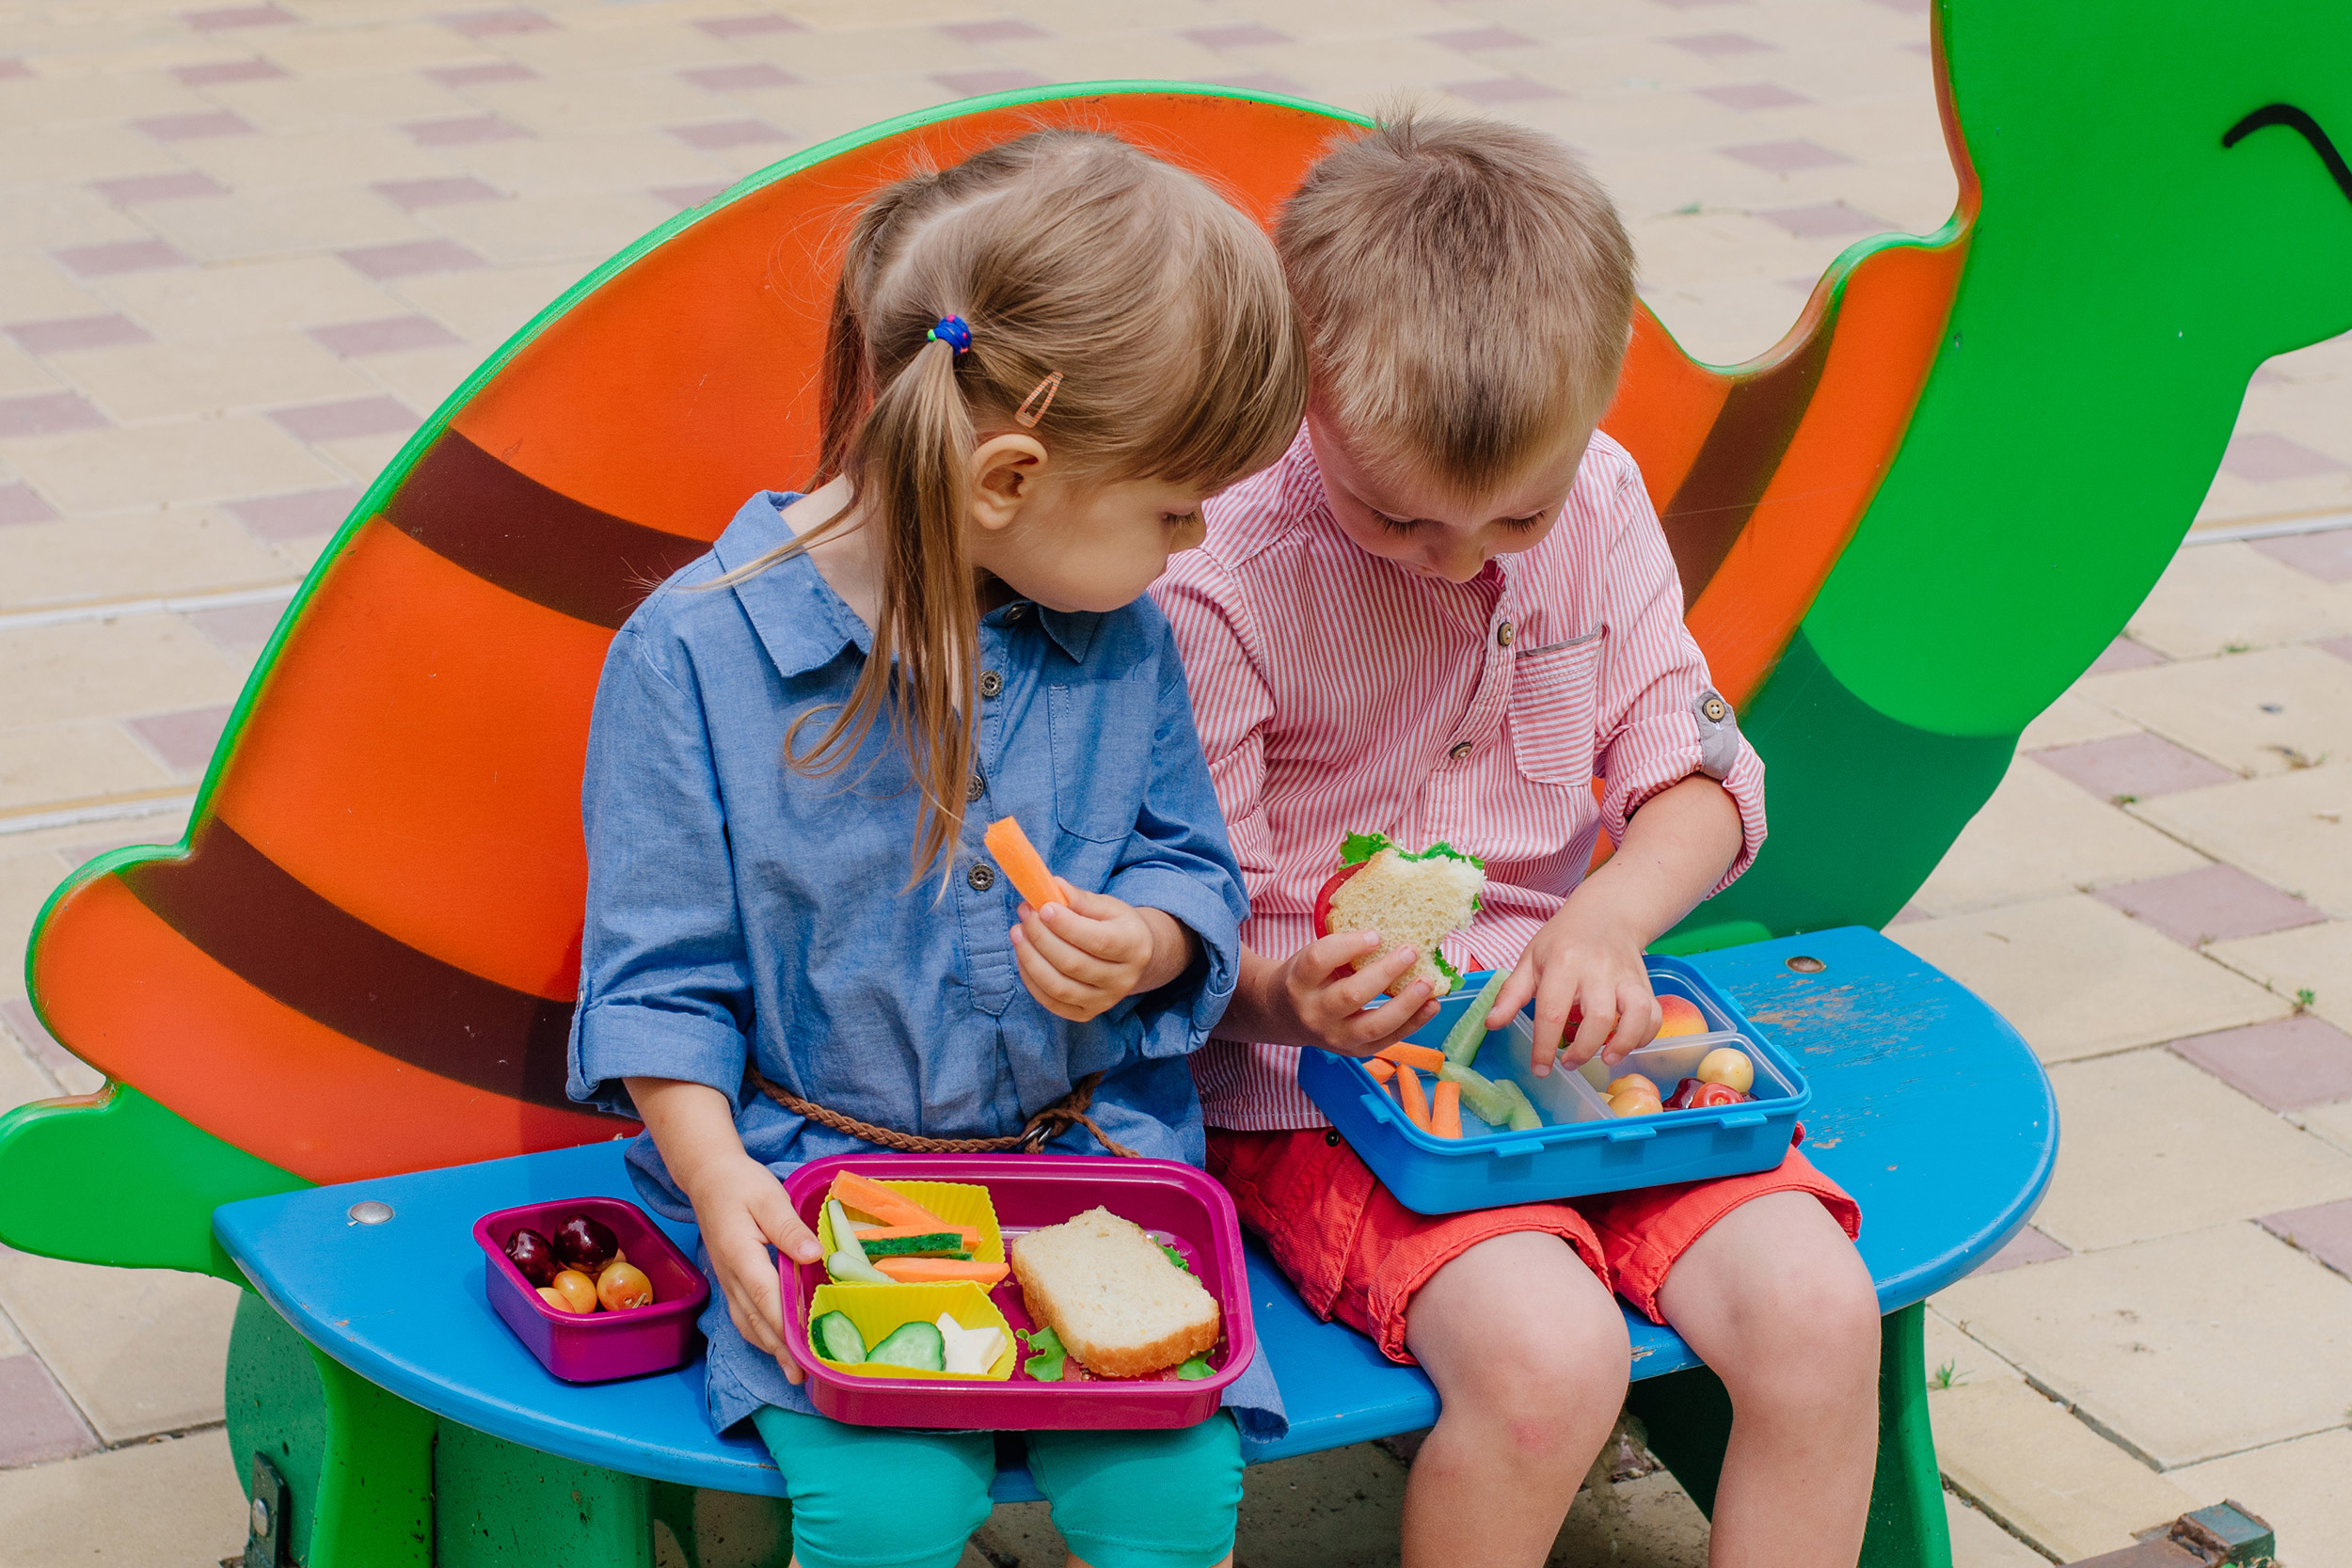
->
xmin=1311 ymin=863 xmax=1361 ymax=938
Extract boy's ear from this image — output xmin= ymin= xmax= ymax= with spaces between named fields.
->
xmin=970 ymin=434 xmax=1050 ymax=532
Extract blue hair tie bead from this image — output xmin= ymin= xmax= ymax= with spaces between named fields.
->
xmin=926 ymin=315 xmax=973 ymax=356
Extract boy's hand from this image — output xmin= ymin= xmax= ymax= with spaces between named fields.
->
xmin=1011 ymin=885 xmax=1192 ymax=1022
xmin=1486 ymin=904 xmax=1661 ymax=1078
xmin=677 ymin=1149 xmax=823 ymax=1381
xmin=1259 ymin=930 xmax=1440 ymax=1056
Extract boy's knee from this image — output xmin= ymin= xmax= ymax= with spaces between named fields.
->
xmin=1437 ymin=1299 xmax=1629 ymax=1461
xmin=1724 ymin=1257 xmax=1882 ymax=1406
xmin=1030 ymin=1418 xmax=1243 ymax=1568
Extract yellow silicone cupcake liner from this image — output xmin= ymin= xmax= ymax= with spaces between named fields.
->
xmin=818 ymin=1174 xmax=1004 ymax=1264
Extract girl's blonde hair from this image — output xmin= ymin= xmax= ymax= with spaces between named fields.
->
xmin=747 ymin=130 xmax=1306 ymax=887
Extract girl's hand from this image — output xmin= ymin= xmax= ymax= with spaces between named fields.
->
xmin=1010 ymin=885 xmax=1192 ymax=1022
xmin=628 ymin=1077 xmax=822 ymax=1380
xmin=1254 ymin=931 xmax=1440 ymax=1057
xmin=678 ymin=1149 xmax=824 ymax=1381
xmin=1485 ymin=904 xmax=1661 ymax=1078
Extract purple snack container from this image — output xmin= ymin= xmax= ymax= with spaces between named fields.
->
xmin=474 ymin=1196 xmax=709 ymax=1384
xmin=779 ymin=1154 xmax=1254 ymax=1430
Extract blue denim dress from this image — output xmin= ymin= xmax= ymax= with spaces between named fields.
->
xmin=568 ymin=492 xmax=1282 ymax=1438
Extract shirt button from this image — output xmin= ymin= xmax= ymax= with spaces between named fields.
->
xmin=965 ymin=770 xmax=986 ymax=802
xmin=978 ymin=671 xmax=1004 ymax=699
xmin=1449 ymin=741 xmax=1474 ymax=762
xmin=1702 ymin=696 xmax=1729 ymax=722
xmin=1496 ymin=621 xmax=1515 ymax=647
xmin=967 ymin=863 xmax=996 ymax=892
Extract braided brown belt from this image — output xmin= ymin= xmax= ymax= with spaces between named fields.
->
xmin=747 ymin=1067 xmax=1140 ymax=1159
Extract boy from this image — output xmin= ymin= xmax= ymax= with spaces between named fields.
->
xmin=1153 ymin=113 xmax=1882 ymax=1566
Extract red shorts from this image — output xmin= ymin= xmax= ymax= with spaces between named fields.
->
xmin=1207 ymin=1126 xmax=1860 ymax=1365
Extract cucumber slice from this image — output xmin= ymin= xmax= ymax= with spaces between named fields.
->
xmin=811 ymin=1311 xmax=866 ymax=1364
xmin=1440 ymin=971 xmax=1508 ymax=1065
xmin=868 ymin=1321 xmax=946 ymax=1372
xmin=860 ymin=1231 xmax=965 ymax=1257
xmin=1438 ymin=1061 xmax=1514 ymax=1126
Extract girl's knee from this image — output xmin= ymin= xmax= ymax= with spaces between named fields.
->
xmin=753 ymin=1408 xmax=994 ymax=1568
xmin=1029 ymin=1417 xmax=1242 ymax=1568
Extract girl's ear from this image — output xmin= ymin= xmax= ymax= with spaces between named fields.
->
xmin=970 ymin=433 xmax=1050 ymax=533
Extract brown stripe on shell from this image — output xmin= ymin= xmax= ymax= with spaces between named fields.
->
xmin=119 ymin=816 xmax=580 ymax=1110
xmin=387 ymin=432 xmax=714 ymax=630
xmin=1657 ymin=322 xmax=1836 ymax=610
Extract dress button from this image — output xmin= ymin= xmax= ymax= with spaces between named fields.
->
xmin=1449 ymin=741 xmax=1474 ymax=762
xmin=1005 ymin=604 xmax=1025 ymax=622
xmin=966 ymin=770 xmax=986 ymax=802
xmin=978 ymin=671 xmax=1004 ymax=699
xmin=967 ymin=863 xmax=996 ymax=892
xmin=1497 ymin=621 xmax=1515 ymax=647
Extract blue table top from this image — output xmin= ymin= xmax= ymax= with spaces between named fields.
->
xmin=213 ymin=927 xmax=2055 ymax=1500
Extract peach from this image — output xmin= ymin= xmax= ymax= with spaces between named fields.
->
xmin=1608 ymin=1088 xmax=1661 ymax=1117
xmin=1656 ymin=995 xmax=1708 ymax=1037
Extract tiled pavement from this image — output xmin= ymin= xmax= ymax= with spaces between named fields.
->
xmin=3 ymin=1 xmax=2350 ymax=1564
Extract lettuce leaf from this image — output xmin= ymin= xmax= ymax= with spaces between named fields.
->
xmin=1339 ymin=831 xmax=1391 ymax=866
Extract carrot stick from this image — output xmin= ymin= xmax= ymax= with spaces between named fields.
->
xmin=983 ymin=817 xmax=1062 ymax=911
xmin=1375 ymin=1042 xmax=1445 ymax=1073
xmin=1365 ymin=1057 xmax=1396 ymax=1083
xmin=870 ymin=1258 xmax=1011 ymax=1286
xmin=852 ymin=1223 xmax=983 ymax=1247
xmin=1431 ymin=1079 xmax=1463 ymax=1140
xmin=1393 ymin=1063 xmax=1432 ymax=1132
xmin=829 ymin=1171 xmax=945 ymax=1230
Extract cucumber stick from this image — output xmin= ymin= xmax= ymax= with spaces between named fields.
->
xmin=1439 ymin=970 xmax=1508 ymax=1065
xmin=1493 ymin=1078 xmax=1543 ymax=1132
xmin=824 ymin=1200 xmax=893 ymax=1283
xmin=1438 ymin=1061 xmax=1514 ymax=1128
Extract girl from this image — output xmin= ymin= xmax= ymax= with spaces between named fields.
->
xmin=567 ymin=131 xmax=1308 ymax=1568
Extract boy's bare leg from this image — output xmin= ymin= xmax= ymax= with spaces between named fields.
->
xmin=1403 ymin=1231 xmax=1630 ymax=1568
xmin=1654 ymin=1192 xmax=1881 ymax=1568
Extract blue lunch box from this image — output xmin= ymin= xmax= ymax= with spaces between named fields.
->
xmin=1295 ymin=957 xmax=1810 ymax=1214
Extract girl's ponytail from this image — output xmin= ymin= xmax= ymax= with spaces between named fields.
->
xmin=835 ymin=328 xmax=979 ymax=885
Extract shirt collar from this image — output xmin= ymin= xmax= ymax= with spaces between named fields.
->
xmin=715 ymin=492 xmax=1103 ymax=676
xmin=713 ymin=493 xmax=870 ymax=679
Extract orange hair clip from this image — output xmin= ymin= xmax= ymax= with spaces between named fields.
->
xmin=1013 ymin=371 xmax=1062 ymax=428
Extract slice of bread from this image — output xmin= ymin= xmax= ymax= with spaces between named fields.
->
xmin=1327 ymin=844 xmax=1486 ymax=997
xmin=1009 ymin=1207 xmax=1220 ymax=1379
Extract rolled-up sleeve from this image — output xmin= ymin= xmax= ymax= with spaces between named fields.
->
xmin=568 ymin=621 xmax=755 ymax=1117
xmin=1591 ymin=470 xmax=1768 ymax=894
xmin=1101 ymin=634 xmax=1252 ymax=1057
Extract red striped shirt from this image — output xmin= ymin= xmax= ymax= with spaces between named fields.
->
xmin=1151 ymin=428 xmax=1768 ymax=1131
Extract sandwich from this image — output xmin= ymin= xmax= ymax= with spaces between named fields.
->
xmin=1008 ymin=1207 xmax=1220 ymax=1379
xmin=1311 ymin=832 xmax=1486 ymax=997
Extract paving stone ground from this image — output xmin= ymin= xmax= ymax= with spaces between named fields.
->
xmin=5 ymin=1 xmax=2351 ymax=1564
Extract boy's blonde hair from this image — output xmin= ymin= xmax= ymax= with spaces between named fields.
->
xmin=744 ymin=131 xmax=1306 ymax=888
xmin=1278 ymin=110 xmax=1635 ymax=498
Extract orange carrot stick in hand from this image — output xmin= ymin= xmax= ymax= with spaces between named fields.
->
xmin=983 ymin=816 xmax=1071 ymax=910
xmin=1393 ymin=1063 xmax=1432 ymax=1132
xmin=1431 ymin=1079 xmax=1463 ymax=1139
xmin=1375 ymin=1042 xmax=1445 ymax=1073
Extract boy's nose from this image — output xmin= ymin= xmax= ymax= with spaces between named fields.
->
xmin=1429 ymin=542 xmax=1486 ymax=582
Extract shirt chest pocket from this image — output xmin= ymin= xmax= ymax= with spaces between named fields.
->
xmin=1047 ymin=679 xmax=1156 ymax=844
xmin=1507 ymin=631 xmax=1605 ymax=788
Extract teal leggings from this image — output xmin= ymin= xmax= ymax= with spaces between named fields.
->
xmin=751 ymin=1407 xmax=1240 ymax=1568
